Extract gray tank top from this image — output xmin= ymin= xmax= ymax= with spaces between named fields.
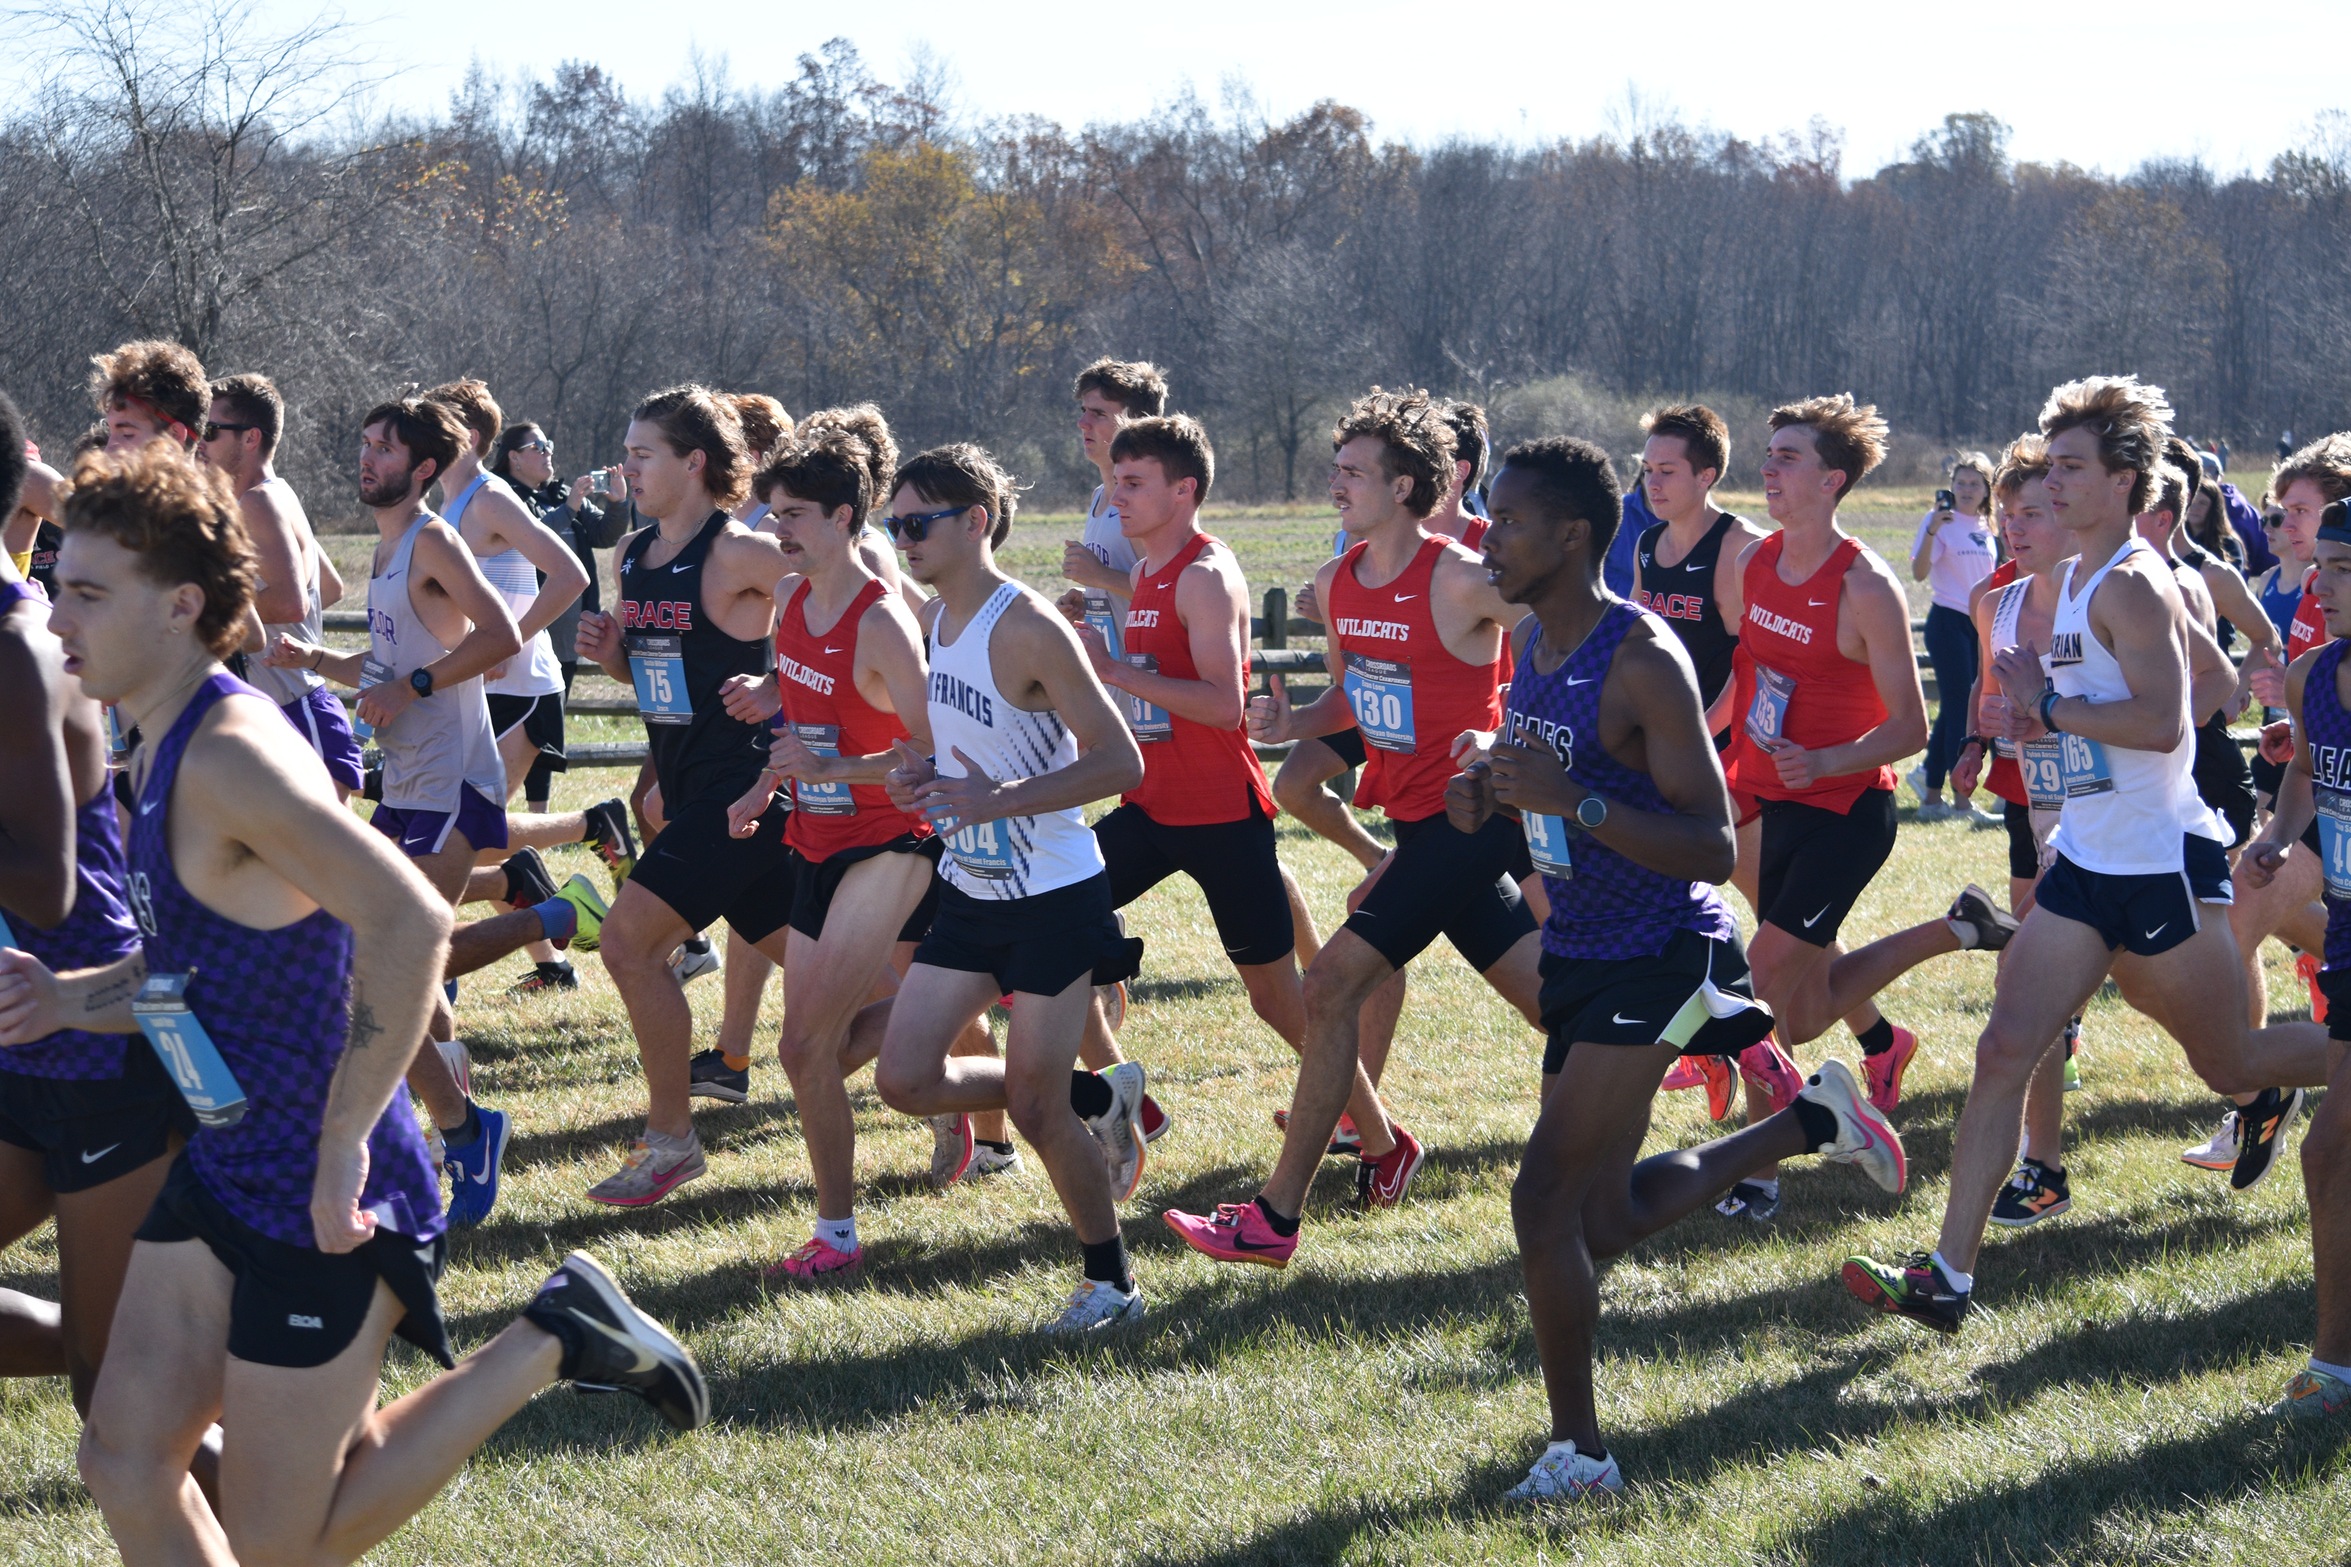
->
xmin=247 ymin=478 xmax=325 ymax=707
xmin=367 ymin=513 xmax=507 ymax=815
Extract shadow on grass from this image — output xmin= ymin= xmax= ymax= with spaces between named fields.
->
xmin=1129 ymin=974 xmax=1239 ymax=1006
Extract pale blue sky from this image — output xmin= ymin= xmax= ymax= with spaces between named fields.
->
xmin=24 ymin=0 xmax=2346 ymax=178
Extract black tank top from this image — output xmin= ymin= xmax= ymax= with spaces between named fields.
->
xmin=1634 ymin=511 xmax=1741 ymax=706
xmin=617 ymin=510 xmax=773 ymax=806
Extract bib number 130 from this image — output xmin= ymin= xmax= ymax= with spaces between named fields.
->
xmin=1343 ymin=653 xmax=1415 ymax=752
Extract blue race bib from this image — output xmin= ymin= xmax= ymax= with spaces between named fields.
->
xmin=1523 ymin=811 xmax=1574 ymax=879
xmin=1343 ymin=652 xmax=1415 ymax=752
xmin=1123 ymin=653 xmax=1171 ymax=741
xmin=2019 ymin=736 xmax=2067 ymax=812
xmin=1745 ymin=664 xmax=1796 ymax=748
xmin=943 ymin=819 xmax=1016 ymax=882
xmin=2318 ymin=785 xmax=2351 ymax=902
xmin=131 ymin=972 xmax=248 ymax=1129
xmin=1083 ymin=590 xmax=1123 ymax=662
xmin=789 ymin=723 xmax=853 ymax=814
xmin=627 ymin=634 xmax=692 ymax=725
xmin=2053 ymin=732 xmax=2114 ymax=797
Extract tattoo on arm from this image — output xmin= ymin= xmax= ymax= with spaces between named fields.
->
xmin=345 ymin=985 xmax=384 ymax=1056
xmin=83 ymin=974 xmax=140 ymax=1014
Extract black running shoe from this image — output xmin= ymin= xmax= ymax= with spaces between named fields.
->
xmin=1946 ymin=884 xmax=2020 ymax=952
xmin=1990 ymin=1158 xmax=2071 ymax=1227
xmin=502 ymin=846 xmax=559 ymax=910
xmin=1841 ymin=1250 xmax=1971 ymax=1335
xmin=524 ymin=1251 xmax=709 ymax=1430
xmin=687 ymin=1048 xmax=750 ymax=1104
xmin=2232 ymin=1087 xmax=2307 ymax=1191
xmin=509 ymin=960 xmax=578 ymax=995
xmin=1715 ymin=1180 xmax=1780 ymax=1222
xmin=583 ymin=798 xmax=638 ymax=889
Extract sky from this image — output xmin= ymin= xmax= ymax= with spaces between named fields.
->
xmin=23 ymin=0 xmax=2347 ymax=178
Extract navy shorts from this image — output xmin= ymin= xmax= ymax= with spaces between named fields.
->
xmin=280 ymin=689 xmax=365 ymax=794
xmin=2033 ymin=834 xmax=2233 ymax=956
xmin=371 ymin=782 xmax=509 ymax=858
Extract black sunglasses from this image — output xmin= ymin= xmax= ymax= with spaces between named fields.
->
xmin=881 ymin=505 xmax=969 ymax=544
xmin=202 ymin=421 xmax=257 ymax=442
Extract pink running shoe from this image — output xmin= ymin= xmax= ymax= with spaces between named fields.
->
xmin=1660 ymin=1056 xmax=1708 ymax=1093
xmin=1862 ymin=1025 xmax=1919 ymax=1115
xmin=2299 ymin=951 xmax=2328 ymax=1024
xmin=1163 ymin=1200 xmax=1298 ymax=1269
xmin=1356 ymin=1123 xmax=1426 ymax=1209
xmin=764 ymin=1235 xmax=864 ymax=1283
xmin=1737 ymin=1037 xmax=1803 ymax=1116
xmin=1697 ymin=1053 xmax=1737 ymax=1122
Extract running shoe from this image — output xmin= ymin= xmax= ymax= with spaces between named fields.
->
xmin=2182 ymin=1111 xmax=2239 ymax=1171
xmin=1044 ymin=1277 xmax=1145 ymax=1332
xmin=1659 ymin=1055 xmax=1707 ymax=1094
xmin=1272 ymin=1107 xmax=1362 ymax=1155
xmin=1841 ymin=1250 xmax=1970 ymax=1335
xmin=1695 ymin=1053 xmax=1737 ymax=1121
xmin=1356 ymin=1123 xmax=1426 ymax=1209
xmin=1504 ymin=1440 xmax=1624 ymax=1501
xmin=2270 ymin=1367 xmax=2351 ymax=1421
xmin=1964 ymin=801 xmax=2008 ymax=828
xmin=1946 ymin=884 xmax=2019 ymax=952
xmin=2062 ymin=1054 xmax=2082 ymax=1094
xmin=1714 ymin=1180 xmax=1779 ymax=1222
xmin=524 ymin=1250 xmax=709 ymax=1430
xmin=687 ymin=1049 xmax=749 ymax=1104
xmin=583 ymin=797 xmax=638 ymax=889
xmin=2233 ymin=1088 xmax=2307 ymax=1192
xmin=1990 ymin=1158 xmax=2071 ymax=1227
xmin=1085 ymin=1062 xmax=1148 ymax=1202
xmin=765 ymin=1234 xmax=863 ymax=1282
xmin=1737 ymin=1036 xmax=1803 ymax=1116
xmin=1163 ymin=1200 xmax=1299 ymax=1269
xmin=970 ymin=1141 xmax=1023 ymax=1177
xmin=553 ymin=874 xmax=609 ymax=953
xmin=1862 ymin=1025 xmax=1919 ymax=1116
xmin=928 ymin=1112 xmax=974 ymax=1189
xmin=2063 ymin=1017 xmax=2084 ymax=1093
xmin=501 ymin=846 xmax=558 ymax=910
xmin=444 ymin=1105 xmax=510 ymax=1228
xmin=1799 ymin=1058 xmax=1908 ymax=1193
xmin=509 ymin=960 xmax=578 ymax=995
xmin=1097 ymin=978 xmax=1127 ymax=1032
xmin=669 ymin=938 xmax=720 ymax=987
xmin=585 ymin=1135 xmax=707 ymax=1207
xmin=1905 ymin=765 xmax=1946 ymax=819
xmin=1139 ymin=1092 xmax=1170 ymax=1145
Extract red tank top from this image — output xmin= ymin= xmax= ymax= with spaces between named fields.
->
xmin=1121 ymin=533 xmax=1275 ymax=827
xmin=1725 ymin=532 xmax=1898 ymax=813
xmin=2291 ymin=566 xmax=2325 ymax=664
xmin=1327 ymin=534 xmax=1502 ymax=822
xmin=773 ymin=577 xmax=929 ymax=861
xmin=1978 ymin=560 xmax=2025 ymax=806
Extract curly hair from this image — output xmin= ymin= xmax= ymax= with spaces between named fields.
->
xmin=799 ymin=405 xmax=898 ymax=513
xmin=730 ymin=393 xmax=794 ymax=464
xmin=1073 ymin=358 xmax=1169 ymax=419
xmin=1440 ymin=400 xmax=1491 ymax=491
xmin=1768 ymin=393 xmax=1890 ymax=499
xmin=89 ymin=339 xmax=209 ymax=442
xmin=61 ymin=445 xmax=256 ymax=658
xmin=755 ymin=431 xmax=873 ymax=528
xmin=2038 ymin=375 xmax=2175 ymax=515
xmin=1332 ymin=387 xmax=1453 ymax=519
xmin=632 ymin=385 xmax=751 ymax=508
xmin=892 ymin=444 xmax=1021 ymax=549
xmin=1993 ymin=432 xmax=2051 ymax=500
xmin=2273 ymin=432 xmax=2351 ymax=507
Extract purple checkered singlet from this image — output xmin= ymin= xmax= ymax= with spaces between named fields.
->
xmin=0 ymin=578 xmax=142 ymax=1079
xmin=2302 ymin=638 xmax=2351 ymax=973
xmin=1505 ymin=599 xmax=1735 ymax=961
xmin=127 ymin=672 xmax=442 ymax=1245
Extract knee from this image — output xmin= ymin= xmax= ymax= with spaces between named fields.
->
xmin=1301 ymin=951 xmax=1372 ymax=1024
xmin=77 ymin=1413 xmax=170 ymax=1516
xmin=1511 ymin=1164 xmax=1605 ymax=1258
xmin=1271 ymin=766 xmax=1319 ymax=816
xmin=774 ymin=1024 xmax=823 ymax=1077
xmin=1973 ymin=1019 xmax=2046 ymax=1083
xmin=873 ymin=1055 xmax=927 ymax=1114
xmin=1003 ymin=1076 xmax=1060 ymax=1141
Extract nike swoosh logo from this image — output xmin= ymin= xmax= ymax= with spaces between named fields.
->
xmin=139 ymin=796 xmax=161 ymax=815
xmin=824 ymin=646 xmax=844 ymax=655
xmin=670 ymin=563 xmax=694 ymax=573
xmin=1802 ymin=906 xmax=1832 ymax=928
xmin=1610 ymin=1013 xmax=1645 ymax=1026
xmin=1808 ymin=598 xmax=1831 ymax=607
xmin=1564 ymin=676 xmax=1596 ymax=687
xmin=578 ymin=1312 xmax=658 ymax=1373
xmin=1228 ymin=1232 xmax=1286 ymax=1252
xmin=80 ymin=1143 xmax=120 ymax=1164
xmin=1685 ymin=560 xmax=1707 ymax=572
xmin=467 ymin=1161 xmax=494 ymax=1185
xmin=2143 ymin=925 xmax=2167 ymax=941
xmin=1392 ymin=594 xmax=1417 ymax=602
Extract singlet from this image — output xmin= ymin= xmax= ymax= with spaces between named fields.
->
xmin=925 ymin=581 xmax=1106 ymax=900
xmin=245 ymin=478 xmax=326 ymax=707
xmin=2290 ymin=566 xmax=2326 ymax=667
xmin=21 ymin=519 xmax=61 ymax=601
xmin=2299 ymin=638 xmax=2351 ymax=971
xmin=450 ymin=474 xmax=563 ymax=699
xmin=1724 ymin=533 xmax=1898 ymax=813
xmin=127 ymin=673 xmax=441 ymax=1247
xmin=616 ymin=512 xmax=775 ymax=808
xmin=0 ymin=582 xmax=141 ymax=1079
xmin=1453 ymin=516 xmax=1515 ymax=685
xmin=1634 ymin=511 xmax=1741 ymax=708
xmin=2043 ymin=535 xmax=2224 ymax=876
xmin=1119 ymin=532 xmax=1275 ymax=827
xmin=2174 ymin=534 xmax=2236 ymax=653
xmin=367 ymin=513 xmax=506 ymax=817
xmin=1080 ymin=486 xmax=1140 ymax=660
xmin=1503 ymin=600 xmax=1736 ymax=961
xmin=773 ymin=577 xmax=927 ymax=862
xmin=2257 ymin=564 xmax=2304 ymax=642
xmin=1983 ymin=575 xmax=2033 ymax=810
xmin=1325 ymin=535 xmax=1502 ymax=822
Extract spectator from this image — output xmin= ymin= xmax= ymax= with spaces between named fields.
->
xmin=2217 ymin=475 xmax=2275 ymax=577
xmin=2216 ymin=436 xmax=2232 ymax=470
xmin=1608 ymin=470 xmax=1652 ymax=596
xmin=1906 ymin=451 xmax=1999 ymax=822
xmin=2183 ymin=481 xmax=2246 ymax=571
xmin=2279 ymin=429 xmax=2295 ymax=461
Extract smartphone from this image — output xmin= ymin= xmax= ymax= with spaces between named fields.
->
xmin=1934 ymin=488 xmax=1956 ymax=513
xmin=588 ymin=471 xmax=610 ymax=498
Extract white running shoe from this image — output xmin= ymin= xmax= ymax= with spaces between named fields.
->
xmin=970 ymin=1142 xmax=1023 ymax=1177
xmin=1086 ymin=1061 xmax=1149 ymax=1202
xmin=1505 ymin=1440 xmax=1625 ymax=1500
xmin=1045 ymin=1277 xmax=1145 ymax=1333
xmin=1797 ymin=1058 xmax=1907 ymax=1193
xmin=668 ymin=943 xmax=721 ymax=987
xmin=2181 ymin=1112 xmax=2239 ymax=1172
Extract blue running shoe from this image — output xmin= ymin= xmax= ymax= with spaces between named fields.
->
xmin=444 ymin=1105 xmax=510 ymax=1228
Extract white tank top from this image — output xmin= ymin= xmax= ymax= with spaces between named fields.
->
xmin=247 ymin=477 xmax=324 ymax=707
xmin=2043 ymin=536 xmax=2222 ymax=876
xmin=368 ymin=513 xmax=510 ymax=816
xmin=450 ymin=474 xmax=563 ymax=698
xmin=926 ymin=581 xmax=1106 ymax=900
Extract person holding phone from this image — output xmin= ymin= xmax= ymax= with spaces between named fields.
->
xmin=1907 ymin=454 xmax=2001 ymax=821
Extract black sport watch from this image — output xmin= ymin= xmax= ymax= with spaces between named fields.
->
xmin=1575 ymin=794 xmax=1608 ymax=829
xmin=410 ymin=667 xmax=435 ymax=699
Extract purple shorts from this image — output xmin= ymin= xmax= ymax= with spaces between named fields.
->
xmin=280 ymin=688 xmax=366 ymax=793
xmin=370 ymin=783 xmax=509 ymax=858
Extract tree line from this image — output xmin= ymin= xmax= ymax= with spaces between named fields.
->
xmin=6 ymin=0 xmax=2349 ymax=515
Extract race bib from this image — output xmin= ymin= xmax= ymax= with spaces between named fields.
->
xmin=1522 ymin=811 xmax=1574 ymax=879
xmin=1123 ymin=653 xmax=1171 ymax=741
xmin=2053 ymin=731 xmax=2113 ymax=798
xmin=103 ymin=705 xmax=132 ymax=764
xmin=0 ymin=911 xmax=15 ymax=947
xmin=942 ymin=818 xmax=1016 ymax=881
xmin=1083 ymin=590 xmax=1124 ymax=661
xmin=1343 ymin=653 xmax=1416 ymax=752
xmin=2319 ymin=786 xmax=2351 ymax=902
xmin=1745 ymin=664 xmax=1796 ymax=748
xmin=130 ymin=971 xmax=248 ymax=1129
xmin=627 ymin=634 xmax=692 ymax=725
xmin=352 ymin=656 xmax=394 ymax=740
xmin=789 ymin=723 xmax=853 ymax=814
xmin=2019 ymin=737 xmax=2067 ymax=812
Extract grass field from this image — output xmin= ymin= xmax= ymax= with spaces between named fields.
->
xmin=5 ymin=497 xmax=2345 ymax=1563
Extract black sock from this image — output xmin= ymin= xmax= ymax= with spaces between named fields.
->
xmin=1789 ymin=1095 xmax=1838 ymax=1151
xmin=683 ymin=935 xmax=712 ymax=956
xmin=537 ymin=959 xmax=570 ymax=976
xmin=1255 ymin=1195 xmax=1300 ymax=1236
xmin=443 ymin=1100 xmax=483 ymax=1149
xmin=1856 ymin=1018 xmax=1895 ymax=1056
xmin=1080 ymin=1236 xmax=1133 ymax=1293
xmin=977 ymin=1138 xmax=1014 ymax=1154
xmin=1069 ymin=1070 xmax=1114 ymax=1121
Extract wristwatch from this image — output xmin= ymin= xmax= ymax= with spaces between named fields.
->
xmin=1575 ymin=794 xmax=1608 ymax=830
xmin=2037 ymin=688 xmax=2063 ymax=734
xmin=410 ymin=667 xmax=435 ymax=699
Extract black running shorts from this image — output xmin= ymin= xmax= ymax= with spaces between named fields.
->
xmin=487 ymin=691 xmax=567 ymax=765
xmin=2033 ymin=834 xmax=2233 ymax=956
xmin=135 ymin=1153 xmax=452 ymax=1370
xmin=1095 ymin=800 xmax=1295 ymax=968
xmin=1535 ymin=927 xmax=1776 ymax=1075
xmin=788 ymin=835 xmax=944 ymax=944
xmin=2320 ymin=967 xmax=2351 ymax=1045
xmin=1342 ymin=811 xmax=1536 ymax=974
xmin=0 ymin=1046 xmax=191 ymax=1195
xmin=914 ymin=873 xmax=1134 ymax=997
xmin=1320 ymin=726 xmax=1368 ymax=770
xmin=629 ymin=791 xmax=797 ymax=945
xmin=1754 ymin=788 xmax=1898 ymax=948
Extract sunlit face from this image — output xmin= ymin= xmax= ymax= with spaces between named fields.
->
xmin=881 ymin=483 xmax=984 ymax=586
xmin=508 ymin=435 xmax=554 ymax=490
xmin=760 ymin=487 xmax=852 ymax=569
xmin=1077 ymin=391 xmax=1131 ymax=467
xmin=1952 ymin=466 xmax=1990 ymax=515
xmin=47 ymin=531 xmax=206 ymax=703
xmin=1478 ymin=465 xmax=1575 ymax=605
xmin=2040 ymin=426 xmax=2135 ymax=534
xmin=1641 ymin=433 xmax=1716 ymax=522
xmin=2278 ymin=478 xmax=2333 ymax=569
xmin=1759 ymin=426 xmax=1841 ymax=523
xmin=105 ymin=399 xmax=177 ymax=454
xmin=1999 ymin=477 xmax=2063 ymax=576
xmin=197 ymin=397 xmax=259 ymax=481
xmin=2314 ymin=538 xmax=2351 ymax=640
xmin=1330 ymin=435 xmax=1412 ymax=536
xmin=623 ymin=420 xmax=705 ymax=522
xmin=358 ymin=421 xmax=432 ymax=509
xmin=1110 ymin=456 xmax=1192 ymax=538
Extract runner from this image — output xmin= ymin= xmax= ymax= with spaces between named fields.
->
xmin=6 ymin=446 xmax=65 ymax=601
xmin=91 ymin=340 xmax=207 ymax=456
xmin=1428 ymin=436 xmax=1902 ymax=1500
xmin=1165 ymin=388 xmax=1537 ymax=1266
xmin=1843 ymin=376 xmax=2329 ymax=1335
xmin=572 ymin=385 xmax=796 ymax=1206
xmin=1063 ymin=359 xmax=1163 ymax=661
xmin=195 ymin=373 xmax=363 ymax=800
xmin=2138 ymin=455 xmax=2261 ymax=850
xmin=5 ymin=444 xmax=702 ymax=1565
xmin=866 ymin=442 xmax=1156 ymax=1330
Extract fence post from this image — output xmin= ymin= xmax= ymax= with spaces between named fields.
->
xmin=1260 ymin=587 xmax=1286 ymax=694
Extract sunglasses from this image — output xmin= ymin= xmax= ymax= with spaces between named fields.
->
xmin=516 ymin=440 xmax=553 ymax=455
xmin=881 ymin=505 xmax=968 ymax=544
xmin=201 ymin=421 xmax=257 ymax=442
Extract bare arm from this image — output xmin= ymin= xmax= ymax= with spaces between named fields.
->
xmin=317 ymin=548 xmax=344 ymax=610
xmin=1909 ymin=512 xmax=1942 ymax=582
xmin=240 ymin=491 xmax=310 ymax=625
xmin=482 ymin=495 xmax=590 ymax=642
xmin=1801 ymin=561 xmax=1929 ymax=781
xmin=412 ymin=524 xmax=524 ymax=687
xmin=1248 ymin=554 xmax=1357 ymax=744
xmin=2184 ymin=606 xmax=2238 ymax=727
xmin=2003 ymin=567 xmax=2189 ymax=755
xmin=1097 ymin=552 xmax=1248 ymax=729
xmin=0 ymin=633 xmax=78 ymax=926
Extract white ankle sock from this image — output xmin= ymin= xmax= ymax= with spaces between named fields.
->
xmin=816 ymin=1214 xmax=858 ymax=1253
xmin=1931 ymin=1250 xmax=1973 ymax=1293
xmin=2309 ymin=1356 xmax=2351 ymax=1383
